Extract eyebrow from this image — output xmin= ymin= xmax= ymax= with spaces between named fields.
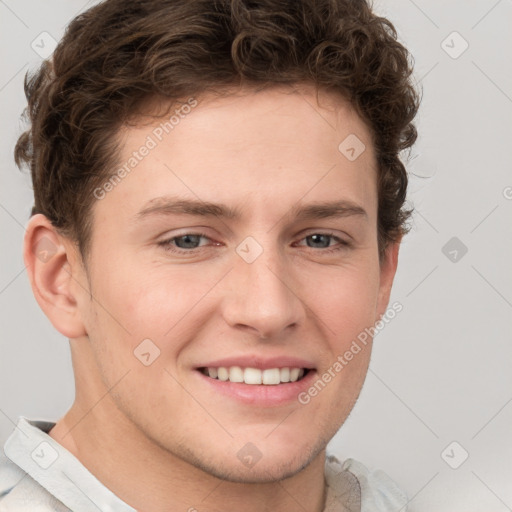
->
xmin=135 ymin=196 xmax=368 ymax=223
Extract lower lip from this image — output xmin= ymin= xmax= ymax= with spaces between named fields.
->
xmin=195 ymin=369 xmax=317 ymax=407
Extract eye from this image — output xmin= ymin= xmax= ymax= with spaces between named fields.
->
xmin=157 ymin=232 xmax=214 ymax=253
xmin=295 ymin=232 xmax=350 ymax=253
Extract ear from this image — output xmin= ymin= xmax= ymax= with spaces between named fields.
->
xmin=375 ymin=237 xmax=401 ymax=322
xmin=23 ymin=214 xmax=87 ymax=339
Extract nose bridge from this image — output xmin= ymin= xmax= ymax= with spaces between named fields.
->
xmin=222 ymin=234 xmax=303 ymax=338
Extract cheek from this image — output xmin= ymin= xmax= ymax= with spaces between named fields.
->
xmin=84 ymin=259 xmax=224 ymax=387
xmin=309 ymin=262 xmax=381 ymax=344
xmin=92 ymin=259 xmax=210 ymax=338
xmin=317 ymin=265 xmax=380 ymax=402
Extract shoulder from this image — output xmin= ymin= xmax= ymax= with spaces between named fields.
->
xmin=0 ymin=450 xmax=69 ymax=512
xmin=325 ymin=454 xmax=409 ymax=512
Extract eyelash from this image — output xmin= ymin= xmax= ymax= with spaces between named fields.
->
xmin=157 ymin=232 xmax=350 ymax=255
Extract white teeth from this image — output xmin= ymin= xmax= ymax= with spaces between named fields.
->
xmin=262 ymin=368 xmax=280 ymax=385
xmin=202 ymin=366 xmax=308 ymax=385
xmin=244 ymin=367 xmax=262 ymax=385
xmin=229 ymin=366 xmax=244 ymax=383
xmin=217 ymin=367 xmax=229 ymax=381
xmin=280 ymin=367 xmax=290 ymax=382
xmin=289 ymin=368 xmax=300 ymax=382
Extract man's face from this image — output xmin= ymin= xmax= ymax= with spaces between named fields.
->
xmin=73 ymin=85 xmax=396 ymax=482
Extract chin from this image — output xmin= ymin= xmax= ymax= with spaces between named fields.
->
xmin=180 ymin=439 xmax=323 ymax=484
xmin=203 ymin=458 xmax=310 ymax=484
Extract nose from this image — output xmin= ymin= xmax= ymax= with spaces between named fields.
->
xmin=220 ymin=241 xmax=305 ymax=340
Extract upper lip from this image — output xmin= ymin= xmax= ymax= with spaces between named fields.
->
xmin=196 ymin=355 xmax=315 ymax=370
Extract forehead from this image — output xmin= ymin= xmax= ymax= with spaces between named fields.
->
xmin=94 ymin=85 xmax=377 ymax=227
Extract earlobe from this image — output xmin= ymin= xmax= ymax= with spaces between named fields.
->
xmin=23 ymin=214 xmax=87 ymax=339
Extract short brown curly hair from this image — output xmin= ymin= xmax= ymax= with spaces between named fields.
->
xmin=15 ymin=0 xmax=419 ymax=261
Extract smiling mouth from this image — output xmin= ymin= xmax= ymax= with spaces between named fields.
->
xmin=198 ymin=366 xmax=311 ymax=385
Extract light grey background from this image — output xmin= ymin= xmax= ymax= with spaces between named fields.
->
xmin=1 ymin=1 xmax=511 ymax=510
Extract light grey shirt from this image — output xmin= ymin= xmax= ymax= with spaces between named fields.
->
xmin=0 ymin=417 xmax=408 ymax=511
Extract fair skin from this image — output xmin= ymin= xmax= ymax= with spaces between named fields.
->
xmin=24 ymin=85 xmax=400 ymax=512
